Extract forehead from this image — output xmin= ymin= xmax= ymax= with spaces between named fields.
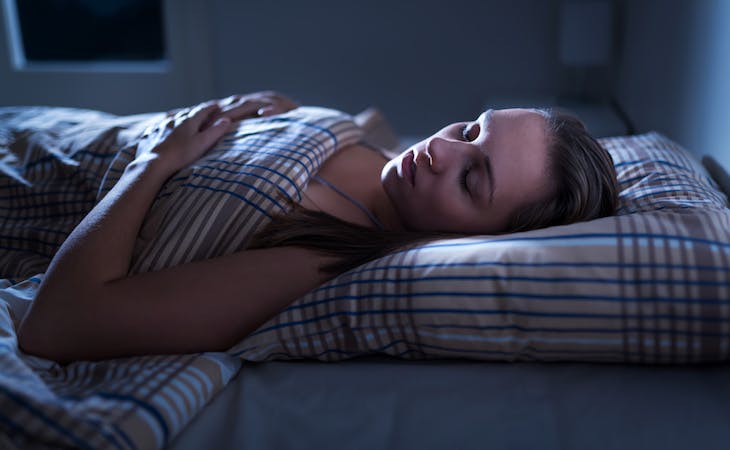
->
xmin=483 ymin=109 xmax=549 ymax=153
xmin=484 ymin=107 xmax=551 ymax=217
xmin=484 ymin=108 xmax=547 ymax=125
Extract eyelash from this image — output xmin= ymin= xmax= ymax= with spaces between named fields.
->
xmin=459 ymin=164 xmax=471 ymax=194
xmin=459 ymin=124 xmax=476 ymax=193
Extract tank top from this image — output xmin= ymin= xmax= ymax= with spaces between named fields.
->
xmin=311 ymin=175 xmax=385 ymax=229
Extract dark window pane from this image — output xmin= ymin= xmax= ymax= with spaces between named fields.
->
xmin=16 ymin=0 xmax=165 ymax=62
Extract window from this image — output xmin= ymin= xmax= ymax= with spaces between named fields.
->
xmin=4 ymin=0 xmax=166 ymax=70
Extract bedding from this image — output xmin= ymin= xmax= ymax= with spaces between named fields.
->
xmin=1 ymin=105 xmax=729 ymax=449
xmin=234 ymin=130 xmax=730 ymax=365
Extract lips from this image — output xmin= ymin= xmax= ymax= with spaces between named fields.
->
xmin=402 ymin=150 xmax=416 ymax=187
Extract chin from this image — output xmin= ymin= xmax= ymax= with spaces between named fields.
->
xmin=398 ymin=212 xmax=435 ymax=233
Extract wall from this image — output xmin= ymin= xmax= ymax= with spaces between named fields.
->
xmin=206 ymin=0 xmax=562 ymax=134
xmin=11 ymin=0 xmax=727 ymax=150
xmin=0 ymin=0 xmax=214 ymax=115
xmin=0 ymin=0 xmax=563 ymax=135
xmin=615 ymin=0 xmax=730 ymax=169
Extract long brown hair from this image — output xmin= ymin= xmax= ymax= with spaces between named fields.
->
xmin=248 ymin=109 xmax=619 ymax=274
xmin=505 ymin=109 xmax=619 ymax=232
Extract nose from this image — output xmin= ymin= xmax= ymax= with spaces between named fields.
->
xmin=425 ymin=136 xmax=475 ymax=174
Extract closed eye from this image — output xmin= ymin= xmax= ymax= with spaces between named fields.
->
xmin=459 ymin=164 xmax=472 ymax=195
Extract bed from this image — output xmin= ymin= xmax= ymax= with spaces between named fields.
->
xmin=1 ymin=105 xmax=729 ymax=450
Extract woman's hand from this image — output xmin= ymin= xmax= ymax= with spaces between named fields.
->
xmin=137 ymin=102 xmax=231 ymax=175
xmin=216 ymin=91 xmax=298 ymax=121
xmin=163 ymin=91 xmax=297 ymax=124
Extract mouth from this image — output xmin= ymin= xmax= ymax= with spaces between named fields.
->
xmin=402 ymin=150 xmax=416 ymax=187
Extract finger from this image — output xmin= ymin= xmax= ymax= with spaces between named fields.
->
xmin=259 ymin=101 xmax=296 ymax=116
xmin=197 ymin=116 xmax=231 ymax=151
xmin=198 ymin=99 xmax=219 ymax=110
xmin=174 ymin=109 xmax=189 ymax=120
xmin=187 ymin=103 xmax=222 ymax=130
xmin=189 ymin=101 xmax=219 ymax=117
xmin=266 ymin=92 xmax=299 ymax=109
xmin=257 ymin=106 xmax=280 ymax=117
xmin=220 ymin=100 xmax=266 ymax=120
xmin=141 ymin=123 xmax=156 ymax=137
xmin=220 ymin=95 xmax=241 ymax=107
xmin=199 ymin=111 xmax=224 ymax=131
xmin=166 ymin=107 xmax=185 ymax=119
xmin=158 ymin=117 xmax=174 ymax=133
xmin=173 ymin=112 xmax=188 ymax=127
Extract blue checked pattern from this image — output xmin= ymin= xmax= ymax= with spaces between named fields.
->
xmin=0 ymin=106 xmax=360 ymax=449
xmin=233 ymin=133 xmax=730 ymax=364
xmin=1 ymin=106 xmax=729 ymax=449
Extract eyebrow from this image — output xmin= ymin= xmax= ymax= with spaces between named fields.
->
xmin=479 ymin=110 xmax=495 ymax=205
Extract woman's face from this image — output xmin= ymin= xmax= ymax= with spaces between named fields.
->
xmin=381 ymin=108 xmax=551 ymax=234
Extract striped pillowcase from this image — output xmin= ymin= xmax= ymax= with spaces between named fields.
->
xmin=604 ymin=131 xmax=728 ymax=213
xmin=30 ymin=107 xmax=723 ymax=364
xmin=231 ymin=130 xmax=730 ymax=363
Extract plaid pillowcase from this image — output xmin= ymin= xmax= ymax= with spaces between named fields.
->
xmin=602 ymin=131 xmax=728 ymax=213
xmin=233 ymin=132 xmax=730 ymax=364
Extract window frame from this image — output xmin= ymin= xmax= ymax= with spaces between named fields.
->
xmin=1 ymin=0 xmax=170 ymax=73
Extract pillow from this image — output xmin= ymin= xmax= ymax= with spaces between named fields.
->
xmin=7 ymin=106 xmax=727 ymax=364
xmin=231 ymin=131 xmax=730 ymax=364
xmin=603 ymin=131 xmax=728 ymax=213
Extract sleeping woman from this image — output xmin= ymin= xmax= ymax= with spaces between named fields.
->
xmin=17 ymin=91 xmax=619 ymax=363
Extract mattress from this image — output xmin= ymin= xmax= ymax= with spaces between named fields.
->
xmin=169 ymin=358 xmax=730 ymax=450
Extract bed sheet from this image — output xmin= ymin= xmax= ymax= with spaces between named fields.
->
xmin=169 ymin=359 xmax=730 ymax=450
xmin=2 ymin=105 xmax=729 ymax=449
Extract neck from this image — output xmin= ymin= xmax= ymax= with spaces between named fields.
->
xmin=369 ymin=179 xmax=404 ymax=231
xmin=333 ymin=143 xmax=404 ymax=230
xmin=311 ymin=143 xmax=405 ymax=230
xmin=361 ymin=148 xmax=404 ymax=231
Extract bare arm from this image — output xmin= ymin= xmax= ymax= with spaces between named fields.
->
xmin=18 ymin=101 xmax=333 ymax=363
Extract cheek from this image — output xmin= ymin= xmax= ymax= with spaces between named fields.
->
xmin=384 ymin=172 xmax=480 ymax=232
xmin=404 ymin=189 xmax=472 ymax=231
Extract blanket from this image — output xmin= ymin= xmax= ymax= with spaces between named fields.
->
xmin=0 ymin=106 xmax=360 ymax=449
xmin=2 ymin=105 xmax=729 ymax=449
